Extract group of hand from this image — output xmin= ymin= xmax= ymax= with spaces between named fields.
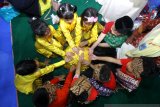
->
xmin=64 ymin=46 xmax=81 ymax=63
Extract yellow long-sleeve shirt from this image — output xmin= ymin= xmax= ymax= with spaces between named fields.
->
xmin=39 ymin=0 xmax=51 ymax=15
xmin=49 ymin=25 xmax=66 ymax=45
xmin=75 ymin=17 xmax=103 ymax=46
xmin=35 ymin=28 xmax=65 ymax=58
xmin=14 ymin=60 xmax=65 ymax=94
xmin=57 ymin=13 xmax=78 ymax=48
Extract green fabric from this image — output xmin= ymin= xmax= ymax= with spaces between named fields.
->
xmin=11 ymin=0 xmax=160 ymax=107
xmin=104 ymin=33 xmax=128 ymax=48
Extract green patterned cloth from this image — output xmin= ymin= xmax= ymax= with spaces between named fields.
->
xmin=104 ymin=33 xmax=128 ymax=48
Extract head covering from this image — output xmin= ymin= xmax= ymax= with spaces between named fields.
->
xmin=115 ymin=16 xmax=133 ymax=34
xmin=130 ymin=58 xmax=143 ymax=78
xmin=70 ymin=75 xmax=92 ymax=96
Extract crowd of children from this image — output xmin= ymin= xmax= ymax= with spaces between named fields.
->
xmin=12 ymin=1 xmax=160 ymax=107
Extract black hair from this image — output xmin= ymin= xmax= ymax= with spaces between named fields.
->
xmin=15 ymin=60 xmax=37 ymax=76
xmin=57 ymin=3 xmax=77 ymax=19
xmin=81 ymin=7 xmax=98 ymax=26
xmin=69 ymin=91 xmax=88 ymax=104
xmin=29 ymin=17 xmax=48 ymax=37
xmin=115 ymin=16 xmax=133 ymax=34
xmin=99 ymin=64 xmax=111 ymax=82
xmin=33 ymin=88 xmax=49 ymax=107
xmin=141 ymin=56 xmax=160 ymax=77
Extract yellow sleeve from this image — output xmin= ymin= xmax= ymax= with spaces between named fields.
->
xmin=75 ymin=17 xmax=82 ymax=46
xmin=36 ymin=38 xmax=65 ymax=57
xmin=88 ymin=24 xmax=98 ymax=46
xmin=39 ymin=0 xmax=51 ymax=15
xmin=34 ymin=60 xmax=65 ymax=77
xmin=60 ymin=21 xmax=75 ymax=48
xmin=49 ymin=25 xmax=65 ymax=45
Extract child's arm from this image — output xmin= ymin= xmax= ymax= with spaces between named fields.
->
xmin=36 ymin=38 xmax=65 ymax=57
xmin=87 ymin=24 xmax=98 ymax=46
xmin=49 ymin=25 xmax=65 ymax=45
xmin=71 ymin=55 xmax=83 ymax=85
xmin=34 ymin=60 xmax=65 ymax=78
xmin=98 ymin=43 xmax=110 ymax=47
xmin=90 ymin=33 xmax=106 ymax=51
xmin=75 ymin=18 xmax=82 ymax=46
xmin=92 ymin=55 xmax=122 ymax=65
xmin=60 ymin=23 xmax=75 ymax=48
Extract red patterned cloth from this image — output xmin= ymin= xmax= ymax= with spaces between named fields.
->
xmin=131 ymin=18 xmax=160 ymax=47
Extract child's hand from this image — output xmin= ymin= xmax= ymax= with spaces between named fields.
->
xmin=70 ymin=65 xmax=76 ymax=72
xmin=79 ymin=53 xmax=84 ymax=62
xmin=65 ymin=56 xmax=73 ymax=62
xmin=80 ymin=41 xmax=88 ymax=47
xmin=89 ymin=48 xmax=93 ymax=56
xmin=90 ymin=54 xmax=97 ymax=60
xmin=72 ymin=47 xmax=79 ymax=54
xmin=66 ymin=52 xmax=74 ymax=57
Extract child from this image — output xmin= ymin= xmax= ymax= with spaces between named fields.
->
xmin=14 ymin=59 xmax=65 ymax=94
xmin=90 ymin=16 xmax=133 ymax=53
xmin=89 ymin=63 xmax=116 ymax=90
xmin=75 ymin=7 xmax=104 ymax=47
xmin=69 ymin=57 xmax=98 ymax=105
xmin=57 ymin=3 xmax=78 ymax=49
xmin=33 ymin=66 xmax=75 ymax=107
xmin=29 ymin=17 xmax=65 ymax=58
xmin=8 ymin=0 xmax=60 ymax=16
xmin=91 ymin=55 xmax=159 ymax=92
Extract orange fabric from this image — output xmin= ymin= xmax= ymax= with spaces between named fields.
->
xmin=49 ymin=72 xmax=73 ymax=107
xmin=71 ymin=77 xmax=98 ymax=101
xmin=103 ymin=72 xmax=116 ymax=90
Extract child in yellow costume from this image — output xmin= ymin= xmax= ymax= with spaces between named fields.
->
xmin=14 ymin=59 xmax=65 ymax=94
xmin=56 ymin=3 xmax=78 ymax=48
xmin=75 ymin=7 xmax=104 ymax=47
xmin=30 ymin=17 xmax=65 ymax=58
xmin=64 ymin=46 xmax=91 ymax=71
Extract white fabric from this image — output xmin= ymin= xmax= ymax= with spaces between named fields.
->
xmin=95 ymin=0 xmax=106 ymax=5
xmin=117 ymin=42 xmax=135 ymax=59
xmin=51 ymin=14 xmax=59 ymax=24
xmin=98 ymin=0 xmax=148 ymax=22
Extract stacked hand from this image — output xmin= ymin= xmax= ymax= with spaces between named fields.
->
xmin=65 ymin=52 xmax=74 ymax=62
xmin=90 ymin=54 xmax=97 ymax=60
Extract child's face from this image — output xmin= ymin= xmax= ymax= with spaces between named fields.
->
xmin=45 ymin=28 xmax=51 ymax=38
xmin=64 ymin=18 xmax=73 ymax=24
xmin=126 ymin=61 xmax=132 ymax=73
xmin=111 ymin=24 xmax=121 ymax=36
xmin=83 ymin=21 xmax=93 ymax=27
